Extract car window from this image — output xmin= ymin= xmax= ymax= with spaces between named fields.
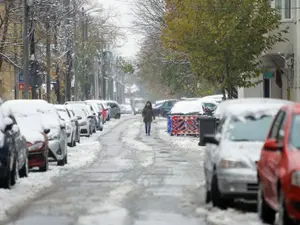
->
xmin=57 ymin=109 xmax=70 ymax=121
xmin=289 ymin=114 xmax=300 ymax=148
xmin=269 ymin=110 xmax=286 ymax=139
xmin=225 ymin=115 xmax=274 ymax=142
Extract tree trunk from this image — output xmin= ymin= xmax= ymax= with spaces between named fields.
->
xmin=0 ymin=0 xmax=13 ymax=72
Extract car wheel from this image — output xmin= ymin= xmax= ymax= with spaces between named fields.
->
xmin=211 ymin=174 xmax=230 ymax=209
xmin=11 ymin=158 xmax=18 ymax=186
xmin=258 ymin=182 xmax=276 ymax=224
xmin=64 ymin=154 xmax=68 ymax=164
xmin=39 ymin=153 xmax=49 ymax=172
xmin=205 ymin=176 xmax=211 ymax=203
xmin=57 ymin=158 xmax=65 ymax=166
xmin=115 ymin=113 xmax=120 ymax=119
xmin=77 ymin=135 xmax=80 ymax=143
xmin=19 ymin=156 xmax=29 ymax=178
xmin=0 ymin=163 xmax=11 ymax=189
xmin=100 ymin=127 xmax=103 ymax=131
xmin=73 ymin=139 xmax=76 ymax=147
xmin=278 ymin=189 xmax=294 ymax=225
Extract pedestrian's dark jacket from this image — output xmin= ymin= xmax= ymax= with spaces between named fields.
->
xmin=142 ymin=101 xmax=155 ymax=123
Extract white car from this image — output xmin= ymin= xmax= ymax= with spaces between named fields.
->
xmin=203 ymin=98 xmax=292 ymax=209
xmin=35 ymin=101 xmax=68 ymax=166
xmin=70 ymin=105 xmax=91 ymax=137
xmin=86 ymin=102 xmax=104 ymax=131
xmin=55 ymin=105 xmax=76 ymax=147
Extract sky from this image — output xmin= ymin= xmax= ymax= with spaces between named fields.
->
xmin=98 ymin=0 xmax=143 ymax=59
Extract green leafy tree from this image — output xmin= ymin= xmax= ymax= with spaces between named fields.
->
xmin=162 ymin=0 xmax=287 ymax=98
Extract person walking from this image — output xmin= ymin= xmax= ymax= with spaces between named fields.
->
xmin=142 ymin=101 xmax=155 ymax=136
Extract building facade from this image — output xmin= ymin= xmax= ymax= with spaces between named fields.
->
xmin=238 ymin=0 xmax=300 ymax=101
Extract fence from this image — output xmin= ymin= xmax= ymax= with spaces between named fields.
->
xmin=167 ymin=115 xmax=200 ymax=136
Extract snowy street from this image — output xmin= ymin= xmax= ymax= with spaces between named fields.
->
xmin=3 ymin=117 xmax=263 ymax=225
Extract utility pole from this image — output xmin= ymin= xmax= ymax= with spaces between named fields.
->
xmin=84 ymin=16 xmax=89 ymax=100
xmin=73 ymin=0 xmax=78 ymax=101
xmin=64 ymin=0 xmax=72 ymax=102
xmin=81 ymin=8 xmax=85 ymax=101
xmin=22 ymin=0 xmax=30 ymax=99
xmin=46 ymin=20 xmax=51 ymax=102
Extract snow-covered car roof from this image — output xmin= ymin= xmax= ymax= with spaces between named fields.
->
xmin=170 ymin=100 xmax=204 ymax=115
xmin=2 ymin=100 xmax=48 ymax=143
xmin=215 ymin=98 xmax=293 ymax=119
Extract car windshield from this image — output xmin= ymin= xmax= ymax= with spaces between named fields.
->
xmin=290 ymin=115 xmax=300 ymax=148
xmin=57 ymin=109 xmax=70 ymax=121
xmin=226 ymin=115 xmax=273 ymax=142
xmin=72 ymin=107 xmax=87 ymax=118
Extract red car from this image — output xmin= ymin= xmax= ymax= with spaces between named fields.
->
xmin=257 ymin=103 xmax=300 ymax=225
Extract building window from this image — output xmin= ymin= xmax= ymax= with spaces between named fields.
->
xmin=275 ymin=0 xmax=292 ymax=20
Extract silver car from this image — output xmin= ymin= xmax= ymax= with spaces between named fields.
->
xmin=203 ymin=98 xmax=292 ymax=209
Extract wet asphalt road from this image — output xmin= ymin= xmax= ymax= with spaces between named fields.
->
xmin=6 ymin=118 xmax=206 ymax=225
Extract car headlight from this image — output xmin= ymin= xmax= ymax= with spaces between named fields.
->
xmin=79 ymin=121 xmax=87 ymax=126
xmin=220 ymin=159 xmax=248 ymax=168
xmin=28 ymin=142 xmax=44 ymax=151
xmin=291 ymin=171 xmax=300 ymax=186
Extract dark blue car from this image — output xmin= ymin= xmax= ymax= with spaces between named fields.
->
xmin=0 ymin=113 xmax=29 ymax=189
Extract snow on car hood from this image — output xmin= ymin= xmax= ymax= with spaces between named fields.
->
xmin=218 ymin=140 xmax=264 ymax=169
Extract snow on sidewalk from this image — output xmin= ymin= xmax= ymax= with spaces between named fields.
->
xmin=157 ymin=119 xmax=201 ymax=152
xmin=0 ymin=118 xmax=126 ymax=223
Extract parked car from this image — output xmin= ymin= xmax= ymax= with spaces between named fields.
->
xmin=69 ymin=105 xmax=91 ymax=137
xmin=66 ymin=107 xmax=80 ymax=143
xmin=120 ymin=104 xmax=133 ymax=114
xmin=84 ymin=104 xmax=97 ymax=133
xmin=86 ymin=100 xmax=109 ymax=123
xmin=257 ymin=103 xmax=300 ymax=225
xmin=105 ymin=101 xmax=121 ymax=119
xmin=203 ymin=98 xmax=292 ymax=209
xmin=0 ymin=105 xmax=29 ymax=189
xmin=2 ymin=100 xmax=50 ymax=174
xmin=160 ymin=99 xmax=178 ymax=117
xmin=85 ymin=102 xmax=103 ymax=131
xmin=153 ymin=100 xmax=166 ymax=116
xmin=55 ymin=105 xmax=76 ymax=147
xmin=36 ymin=102 xmax=68 ymax=166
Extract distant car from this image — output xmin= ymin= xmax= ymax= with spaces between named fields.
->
xmin=0 ymin=105 xmax=29 ymax=189
xmin=65 ymin=106 xmax=80 ymax=143
xmin=203 ymin=98 xmax=292 ymax=209
xmin=153 ymin=100 xmax=166 ymax=116
xmin=2 ymin=100 xmax=50 ymax=173
xmin=134 ymin=102 xmax=144 ymax=115
xmin=105 ymin=101 xmax=121 ymax=119
xmin=120 ymin=104 xmax=133 ymax=114
xmin=55 ymin=105 xmax=77 ymax=147
xmin=169 ymin=100 xmax=204 ymax=115
xmin=85 ymin=102 xmax=104 ymax=131
xmin=257 ymin=103 xmax=300 ymax=225
xmin=160 ymin=99 xmax=178 ymax=117
xmin=69 ymin=105 xmax=92 ymax=137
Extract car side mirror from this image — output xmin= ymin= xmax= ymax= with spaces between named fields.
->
xmin=263 ymin=138 xmax=282 ymax=151
xmin=44 ymin=129 xmax=50 ymax=134
xmin=77 ymin=116 xmax=82 ymax=120
xmin=203 ymin=134 xmax=219 ymax=145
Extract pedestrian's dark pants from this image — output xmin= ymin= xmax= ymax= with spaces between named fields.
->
xmin=145 ymin=122 xmax=151 ymax=134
